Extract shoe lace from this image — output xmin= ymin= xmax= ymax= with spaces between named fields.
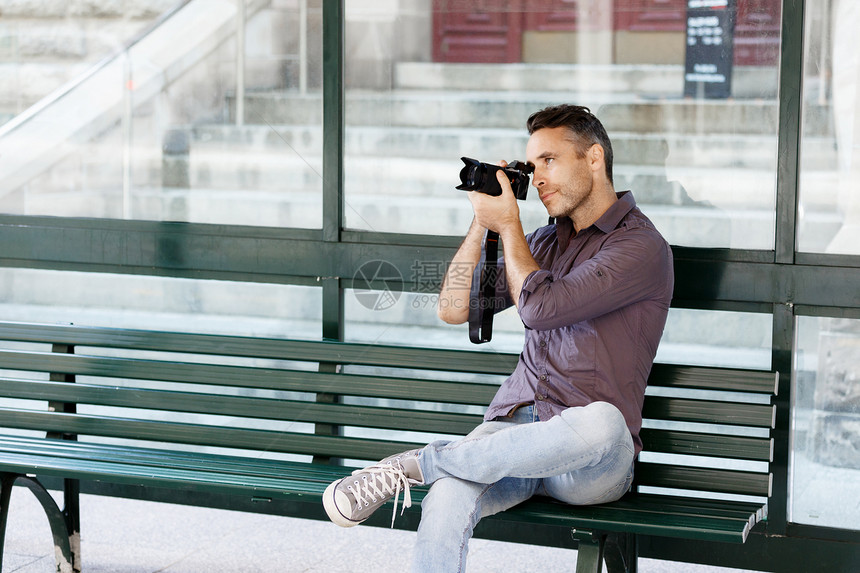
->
xmin=351 ymin=461 xmax=416 ymax=528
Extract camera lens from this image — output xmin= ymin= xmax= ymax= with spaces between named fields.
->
xmin=457 ymin=157 xmax=487 ymax=191
xmin=455 ymin=157 xmax=529 ymax=200
xmin=465 ymin=165 xmax=481 ymax=187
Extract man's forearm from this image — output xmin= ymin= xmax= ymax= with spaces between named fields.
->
xmin=437 ymin=218 xmax=484 ymax=324
xmin=499 ymin=221 xmax=540 ymax=308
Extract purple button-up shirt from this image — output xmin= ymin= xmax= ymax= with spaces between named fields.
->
xmin=484 ymin=191 xmax=674 ymax=455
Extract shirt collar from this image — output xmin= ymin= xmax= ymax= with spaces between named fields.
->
xmin=595 ymin=190 xmax=636 ymax=233
xmin=555 ymin=191 xmax=636 ymax=245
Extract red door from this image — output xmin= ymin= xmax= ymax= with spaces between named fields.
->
xmin=432 ymin=0 xmax=781 ymax=65
xmin=524 ymin=0 xmax=608 ymax=32
xmin=734 ymin=0 xmax=781 ymax=65
xmin=614 ymin=0 xmax=686 ymax=32
xmin=432 ymin=0 xmax=524 ymax=63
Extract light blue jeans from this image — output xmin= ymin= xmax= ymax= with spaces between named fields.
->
xmin=411 ymin=401 xmax=635 ymax=573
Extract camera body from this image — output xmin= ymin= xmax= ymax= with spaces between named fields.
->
xmin=456 ymin=157 xmax=533 ymax=200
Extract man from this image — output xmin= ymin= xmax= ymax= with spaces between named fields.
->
xmin=323 ymin=104 xmax=674 ymax=572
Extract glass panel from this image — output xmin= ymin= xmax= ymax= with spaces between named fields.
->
xmin=345 ymin=265 xmax=772 ymax=371
xmin=656 ymin=308 xmax=771 ymax=369
xmin=0 ymin=1 xmax=323 ymax=228
xmin=343 ymin=0 xmax=781 ymax=249
xmin=0 ymin=267 xmax=321 ymax=339
xmin=797 ymin=0 xmax=860 ymax=255
xmin=344 ymin=286 xmax=525 ymax=353
xmin=791 ymin=316 xmax=860 ymax=529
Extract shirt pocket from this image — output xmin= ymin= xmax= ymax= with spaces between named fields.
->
xmin=554 ymin=322 xmax=597 ymax=395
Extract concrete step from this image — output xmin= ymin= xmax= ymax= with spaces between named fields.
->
xmin=393 ymin=62 xmax=779 ymax=100
xmin=175 ymin=148 xmax=791 ymax=208
xmin=234 ymin=90 xmax=833 ymax=136
xmin=175 ymin=139 xmax=837 ymax=219
xmin=187 ymin=123 xmax=837 ymax=172
xmin=15 ymin=120 xmax=834 ymax=204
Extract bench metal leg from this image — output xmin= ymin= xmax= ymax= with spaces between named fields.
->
xmin=62 ymin=478 xmax=81 ymax=573
xmin=573 ymin=530 xmax=605 ymax=573
xmin=0 ymin=473 xmax=15 ymax=573
xmin=604 ymin=532 xmax=637 ymax=573
xmin=0 ymin=473 xmax=78 ymax=573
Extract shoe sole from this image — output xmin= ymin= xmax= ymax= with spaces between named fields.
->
xmin=323 ymin=480 xmax=364 ymax=528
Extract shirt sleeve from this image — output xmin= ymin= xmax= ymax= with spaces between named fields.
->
xmin=517 ymin=227 xmax=672 ymax=331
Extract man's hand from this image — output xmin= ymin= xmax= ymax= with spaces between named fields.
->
xmin=468 ymin=161 xmax=521 ymax=234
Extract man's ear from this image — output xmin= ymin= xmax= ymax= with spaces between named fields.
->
xmin=588 ymin=144 xmax=604 ymax=172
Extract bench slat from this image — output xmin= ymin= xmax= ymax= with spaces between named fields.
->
xmin=0 ymin=323 xmax=520 ymax=375
xmin=0 ymin=436 xmax=339 ymax=480
xmin=603 ymin=494 xmax=761 ymax=527
xmin=485 ymin=496 xmax=753 ymax=543
xmin=0 ymin=408 xmax=417 ymax=461
xmin=641 ymin=428 xmax=773 ymax=461
xmin=0 ymin=350 xmax=501 ymax=405
xmin=0 ymin=379 xmax=483 ymax=435
xmin=643 ymin=396 xmax=776 ymax=428
xmin=647 ymin=363 xmax=778 ymax=394
xmin=635 ymin=462 xmax=772 ymax=497
xmin=0 ymin=449 xmax=337 ymax=497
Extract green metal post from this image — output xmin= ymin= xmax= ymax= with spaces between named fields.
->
xmin=770 ymin=301 xmax=794 ymax=535
xmin=770 ymin=0 xmax=806 ymax=536
xmin=316 ymin=0 xmax=346 ymax=463
xmin=775 ymin=0 xmax=805 ymax=265
xmin=322 ymin=0 xmax=344 ymax=244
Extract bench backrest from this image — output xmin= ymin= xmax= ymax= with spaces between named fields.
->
xmin=0 ymin=321 xmax=776 ymax=506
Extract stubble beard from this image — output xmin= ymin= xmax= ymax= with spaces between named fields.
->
xmin=545 ymin=179 xmax=593 ymax=220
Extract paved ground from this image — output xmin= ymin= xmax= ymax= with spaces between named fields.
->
xmin=1 ymin=487 xmax=758 ymax=573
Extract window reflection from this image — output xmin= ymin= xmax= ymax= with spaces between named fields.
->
xmin=0 ymin=2 xmax=323 ymax=228
xmin=345 ymin=280 xmax=772 ymax=372
xmin=791 ymin=316 xmax=860 ymax=529
xmin=344 ymin=1 xmax=781 ymax=249
xmin=798 ymin=0 xmax=860 ymax=255
xmin=0 ymin=267 xmax=321 ymax=339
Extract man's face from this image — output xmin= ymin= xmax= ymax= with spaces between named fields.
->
xmin=525 ymin=126 xmax=595 ymax=220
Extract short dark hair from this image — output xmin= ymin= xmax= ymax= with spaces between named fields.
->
xmin=526 ymin=105 xmax=614 ymax=184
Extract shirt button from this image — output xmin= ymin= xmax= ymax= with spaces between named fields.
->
xmin=539 ymin=341 xmax=547 ymax=348
xmin=540 ymin=374 xmax=547 ymax=381
xmin=536 ymin=395 xmax=544 ymax=401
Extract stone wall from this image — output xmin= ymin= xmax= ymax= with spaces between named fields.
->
xmin=0 ymin=0 xmax=175 ymax=122
xmin=344 ymin=0 xmax=431 ymax=89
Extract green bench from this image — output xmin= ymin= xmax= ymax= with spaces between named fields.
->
xmin=0 ymin=320 xmax=777 ymax=573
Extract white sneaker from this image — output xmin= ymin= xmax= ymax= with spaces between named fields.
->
xmin=322 ymin=449 xmax=424 ymax=528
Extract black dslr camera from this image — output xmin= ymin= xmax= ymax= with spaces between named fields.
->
xmin=456 ymin=157 xmax=533 ymax=200
xmin=454 ymin=157 xmax=533 ymax=346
